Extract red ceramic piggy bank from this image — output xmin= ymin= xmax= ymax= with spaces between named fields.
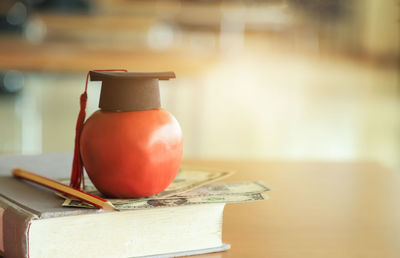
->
xmin=78 ymin=71 xmax=183 ymax=198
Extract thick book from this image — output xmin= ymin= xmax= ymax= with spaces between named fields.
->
xmin=0 ymin=153 xmax=232 ymax=258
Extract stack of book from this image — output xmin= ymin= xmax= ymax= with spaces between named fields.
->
xmin=0 ymin=153 xmax=269 ymax=258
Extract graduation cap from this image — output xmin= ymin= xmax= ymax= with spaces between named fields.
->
xmin=89 ymin=71 xmax=176 ymax=112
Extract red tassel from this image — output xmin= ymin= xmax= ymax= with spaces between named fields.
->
xmin=70 ymin=69 xmax=128 ymax=190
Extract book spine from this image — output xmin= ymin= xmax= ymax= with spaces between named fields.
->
xmin=0 ymin=196 xmax=37 ymax=258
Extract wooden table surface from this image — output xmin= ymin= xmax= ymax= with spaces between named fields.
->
xmin=182 ymin=160 xmax=400 ymax=258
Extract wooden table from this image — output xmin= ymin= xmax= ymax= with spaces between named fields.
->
xmin=182 ymin=160 xmax=400 ymax=258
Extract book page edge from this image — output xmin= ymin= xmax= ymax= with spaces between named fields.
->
xmin=137 ymin=243 xmax=231 ymax=258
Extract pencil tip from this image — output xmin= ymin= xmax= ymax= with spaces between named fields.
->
xmin=103 ymin=201 xmax=118 ymax=211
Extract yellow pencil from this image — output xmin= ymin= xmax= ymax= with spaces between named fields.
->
xmin=12 ymin=168 xmax=116 ymax=211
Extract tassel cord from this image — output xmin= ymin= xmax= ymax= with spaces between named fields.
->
xmin=70 ymin=69 xmax=128 ymax=190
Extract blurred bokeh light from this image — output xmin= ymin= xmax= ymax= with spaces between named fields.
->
xmin=0 ymin=0 xmax=399 ymax=170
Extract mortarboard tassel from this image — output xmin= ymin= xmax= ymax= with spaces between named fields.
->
xmin=70 ymin=69 xmax=128 ymax=190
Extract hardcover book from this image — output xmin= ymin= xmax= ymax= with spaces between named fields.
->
xmin=0 ymin=153 xmax=268 ymax=258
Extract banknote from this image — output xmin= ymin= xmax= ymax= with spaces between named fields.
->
xmin=57 ymin=167 xmax=234 ymax=200
xmin=63 ymin=192 xmax=269 ymax=210
xmin=173 ymin=181 xmax=270 ymax=198
xmin=61 ymin=181 xmax=270 ymax=210
xmin=150 ymin=167 xmax=235 ymax=198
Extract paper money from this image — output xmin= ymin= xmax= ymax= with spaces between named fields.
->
xmin=61 ymin=181 xmax=270 ymax=210
xmin=151 ymin=167 xmax=235 ymax=198
xmin=173 ymin=181 xmax=269 ymax=198
xmin=58 ymin=167 xmax=234 ymax=200
xmin=63 ymin=192 xmax=269 ymax=210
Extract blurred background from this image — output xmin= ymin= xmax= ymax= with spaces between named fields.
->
xmin=0 ymin=0 xmax=399 ymax=171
